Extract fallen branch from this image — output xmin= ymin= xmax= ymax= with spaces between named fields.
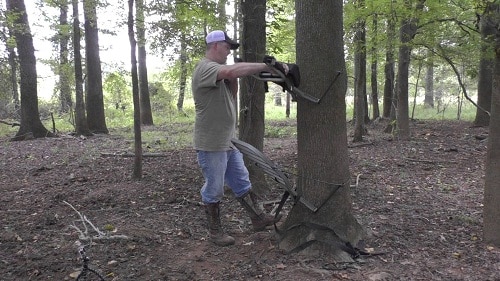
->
xmin=63 ymin=201 xmax=129 ymax=241
xmin=403 ymin=157 xmax=457 ymax=164
xmin=0 ymin=120 xmax=20 ymax=127
xmin=100 ymin=152 xmax=170 ymax=158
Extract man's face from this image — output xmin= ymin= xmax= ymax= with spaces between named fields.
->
xmin=216 ymin=42 xmax=231 ymax=63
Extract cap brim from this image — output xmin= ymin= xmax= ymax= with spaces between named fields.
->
xmin=227 ymin=41 xmax=240 ymax=50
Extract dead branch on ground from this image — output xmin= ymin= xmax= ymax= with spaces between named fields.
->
xmin=63 ymin=201 xmax=129 ymax=241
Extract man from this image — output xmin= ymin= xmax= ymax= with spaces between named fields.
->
xmin=192 ymin=30 xmax=284 ymax=246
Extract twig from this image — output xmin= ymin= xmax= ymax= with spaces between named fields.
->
xmin=63 ymin=201 xmax=129 ymax=241
xmin=350 ymin=174 xmax=362 ymax=188
xmin=100 ymin=152 xmax=171 ymax=158
xmin=403 ymin=157 xmax=457 ymax=164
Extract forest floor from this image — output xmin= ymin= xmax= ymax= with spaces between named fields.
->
xmin=0 ymin=119 xmax=499 ymax=281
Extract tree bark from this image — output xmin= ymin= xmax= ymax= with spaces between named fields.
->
xmin=395 ymin=0 xmax=424 ymax=140
xmin=474 ymin=3 xmax=496 ymax=127
xmin=484 ymin=25 xmax=500 ymax=246
xmin=279 ymin=0 xmax=363 ymax=261
xmin=72 ymin=0 xmax=91 ymax=137
xmin=424 ymin=53 xmax=434 ymax=108
xmin=129 ymin=0 xmax=143 ymax=179
xmin=6 ymin=0 xmax=53 ymax=140
xmin=58 ymin=0 xmax=73 ymax=113
xmin=238 ymin=0 xmax=267 ymax=194
xmin=383 ymin=2 xmax=396 ymax=118
xmin=371 ymin=14 xmax=380 ymax=120
xmin=177 ymin=34 xmax=188 ymax=113
xmin=84 ymin=0 xmax=108 ymax=133
xmin=353 ymin=0 xmax=367 ymax=143
xmin=136 ymin=0 xmax=154 ymax=125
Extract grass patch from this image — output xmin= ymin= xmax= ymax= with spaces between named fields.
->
xmin=0 ymin=100 xmax=478 ymax=141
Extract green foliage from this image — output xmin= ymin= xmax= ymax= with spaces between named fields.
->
xmin=103 ymin=71 xmax=132 ymax=110
xmin=267 ymin=0 xmax=296 ymax=61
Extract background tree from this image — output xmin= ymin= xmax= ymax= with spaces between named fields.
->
xmin=484 ymin=1 xmax=500 ymax=246
xmin=382 ymin=0 xmax=396 ymax=119
xmin=6 ymin=0 xmax=53 ymax=140
xmin=424 ymin=52 xmax=434 ymax=108
xmin=84 ymin=0 xmax=108 ymax=133
xmin=128 ymin=0 xmax=142 ymax=179
xmin=5 ymin=28 xmax=19 ymax=112
xmin=370 ymin=12 xmax=380 ymax=119
xmin=239 ymin=0 xmax=268 ymax=193
xmin=57 ymin=0 xmax=72 ymax=113
xmin=474 ymin=2 xmax=496 ymax=127
xmin=278 ymin=0 xmax=363 ymax=260
xmin=136 ymin=0 xmax=153 ymax=125
xmin=71 ymin=0 xmax=90 ymax=136
xmin=393 ymin=0 xmax=425 ymax=140
xmin=351 ymin=0 xmax=367 ymax=142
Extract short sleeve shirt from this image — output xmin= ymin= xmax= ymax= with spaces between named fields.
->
xmin=192 ymin=58 xmax=236 ymax=151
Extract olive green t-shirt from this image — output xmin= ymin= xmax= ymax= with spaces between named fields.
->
xmin=192 ymin=58 xmax=236 ymax=151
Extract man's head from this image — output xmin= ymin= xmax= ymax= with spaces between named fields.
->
xmin=206 ymin=30 xmax=239 ymax=50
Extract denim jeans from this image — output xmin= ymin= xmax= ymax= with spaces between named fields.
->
xmin=197 ymin=149 xmax=251 ymax=204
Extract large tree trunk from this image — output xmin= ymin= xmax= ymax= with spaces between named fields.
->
xmin=72 ymin=0 xmax=91 ymax=137
xmin=474 ymin=3 xmax=496 ymax=127
xmin=484 ymin=23 xmax=500 ymax=246
xmin=84 ymin=0 xmax=108 ymax=134
xmin=58 ymin=0 xmax=72 ymax=113
xmin=6 ymin=0 xmax=53 ymax=140
xmin=279 ymin=0 xmax=363 ymax=261
xmin=136 ymin=0 xmax=153 ymax=126
xmin=238 ymin=0 xmax=267 ymax=194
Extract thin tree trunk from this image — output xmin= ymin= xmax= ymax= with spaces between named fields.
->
xmin=129 ymin=0 xmax=142 ymax=179
xmin=353 ymin=0 xmax=366 ymax=142
xmin=424 ymin=53 xmax=434 ymax=108
xmin=59 ymin=0 xmax=72 ymax=113
xmin=72 ymin=0 xmax=91 ymax=137
xmin=7 ymin=30 xmax=19 ymax=111
xmin=371 ymin=14 xmax=380 ymax=119
xmin=136 ymin=0 xmax=153 ymax=125
xmin=383 ymin=1 xmax=396 ymax=118
xmin=177 ymin=34 xmax=187 ymax=113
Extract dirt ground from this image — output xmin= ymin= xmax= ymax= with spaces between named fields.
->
xmin=0 ymin=119 xmax=499 ymax=281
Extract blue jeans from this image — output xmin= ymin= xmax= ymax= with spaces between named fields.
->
xmin=197 ymin=149 xmax=251 ymax=204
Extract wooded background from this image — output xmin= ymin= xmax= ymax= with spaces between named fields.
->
xmin=1 ymin=0 xmax=498 ymax=254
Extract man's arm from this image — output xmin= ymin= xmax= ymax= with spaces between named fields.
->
xmin=217 ymin=62 xmax=272 ymax=81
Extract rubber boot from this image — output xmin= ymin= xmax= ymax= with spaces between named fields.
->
xmin=237 ymin=191 xmax=282 ymax=231
xmin=204 ymin=203 xmax=235 ymax=246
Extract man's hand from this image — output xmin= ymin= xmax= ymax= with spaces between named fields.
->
xmin=263 ymin=55 xmax=289 ymax=75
